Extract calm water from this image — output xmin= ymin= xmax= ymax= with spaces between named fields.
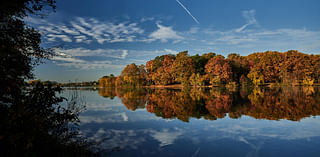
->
xmin=64 ymin=87 xmax=320 ymax=157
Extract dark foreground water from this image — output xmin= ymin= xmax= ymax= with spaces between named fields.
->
xmin=63 ymin=87 xmax=320 ymax=157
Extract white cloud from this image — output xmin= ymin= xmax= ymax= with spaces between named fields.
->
xmin=55 ymin=60 xmax=124 ymax=70
xmin=235 ymin=10 xmax=258 ymax=33
xmin=36 ymin=17 xmax=145 ymax=44
xmin=121 ymin=50 xmax=128 ymax=59
xmin=188 ymin=27 xmax=199 ymax=34
xmin=59 ymin=25 xmax=80 ymax=35
xmin=201 ymin=27 xmax=320 ymax=52
xmin=194 ymin=10 xmax=320 ymax=52
xmin=39 ymin=25 xmax=61 ymax=34
xmin=52 ymin=56 xmax=85 ymax=63
xmin=149 ymin=23 xmax=183 ymax=42
xmin=164 ymin=48 xmax=178 ymax=55
xmin=77 ymin=17 xmax=92 ymax=28
xmin=53 ymin=47 xmax=129 ymax=59
xmin=50 ymin=47 xmax=132 ymax=70
xmin=47 ymin=34 xmax=72 ymax=42
xmin=140 ymin=17 xmax=155 ymax=23
xmin=74 ymin=35 xmax=88 ymax=43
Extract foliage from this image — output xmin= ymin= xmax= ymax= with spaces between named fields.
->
xmin=99 ymin=74 xmax=116 ymax=87
xmin=150 ymin=55 xmax=175 ymax=85
xmin=171 ymin=51 xmax=195 ymax=86
xmin=0 ymin=0 xmax=96 ymax=156
xmin=0 ymin=84 xmax=95 ymax=156
xmin=189 ymin=73 xmax=202 ymax=86
xmin=117 ymin=63 xmax=147 ymax=87
xmin=205 ymin=57 xmax=233 ymax=85
xmin=100 ymin=50 xmax=320 ymax=87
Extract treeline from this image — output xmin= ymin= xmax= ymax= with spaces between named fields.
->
xmin=28 ymin=80 xmax=98 ymax=87
xmin=99 ymin=50 xmax=320 ymax=87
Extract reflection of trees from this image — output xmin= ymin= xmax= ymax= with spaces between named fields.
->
xmin=117 ymin=88 xmax=148 ymax=111
xmin=99 ymin=87 xmax=116 ymax=99
xmin=205 ymin=93 xmax=232 ymax=118
xmin=146 ymin=88 xmax=209 ymax=122
xmin=147 ymin=89 xmax=176 ymax=119
xmin=247 ymin=87 xmax=320 ymax=121
xmin=99 ymin=88 xmax=148 ymax=111
xmin=98 ymin=87 xmax=320 ymax=122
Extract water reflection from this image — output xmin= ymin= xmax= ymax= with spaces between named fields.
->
xmin=99 ymin=87 xmax=320 ymax=122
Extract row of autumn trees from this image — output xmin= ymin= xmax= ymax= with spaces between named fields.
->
xmin=98 ymin=87 xmax=320 ymax=122
xmin=99 ymin=50 xmax=320 ymax=87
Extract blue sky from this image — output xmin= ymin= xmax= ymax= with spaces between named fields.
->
xmin=27 ymin=0 xmax=320 ymax=82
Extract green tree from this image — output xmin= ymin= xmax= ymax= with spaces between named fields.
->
xmin=171 ymin=51 xmax=195 ymax=86
xmin=189 ymin=73 xmax=202 ymax=86
xmin=99 ymin=74 xmax=116 ymax=87
xmin=118 ymin=63 xmax=147 ymax=86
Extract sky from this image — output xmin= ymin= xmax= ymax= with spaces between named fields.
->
xmin=27 ymin=0 xmax=320 ymax=82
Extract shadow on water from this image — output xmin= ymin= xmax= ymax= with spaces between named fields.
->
xmin=98 ymin=86 xmax=320 ymax=122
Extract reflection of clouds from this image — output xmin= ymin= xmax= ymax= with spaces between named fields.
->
xmin=84 ymin=102 xmax=123 ymax=111
xmin=121 ymin=112 xmax=129 ymax=122
xmin=81 ymin=128 xmax=185 ymax=152
xmin=80 ymin=112 xmax=128 ymax=123
xmin=80 ymin=111 xmax=162 ymax=124
xmin=83 ymin=128 xmax=145 ymax=151
xmin=74 ymin=89 xmax=320 ymax=155
xmin=79 ymin=113 xmax=320 ymax=155
xmin=238 ymin=136 xmax=263 ymax=157
xmin=204 ymin=117 xmax=320 ymax=141
xmin=149 ymin=128 xmax=184 ymax=147
xmin=80 ymin=101 xmax=162 ymax=124
xmin=191 ymin=147 xmax=200 ymax=157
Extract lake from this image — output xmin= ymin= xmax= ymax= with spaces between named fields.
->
xmin=63 ymin=86 xmax=320 ymax=157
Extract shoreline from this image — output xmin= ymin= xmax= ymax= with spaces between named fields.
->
xmin=96 ymin=83 xmax=320 ymax=89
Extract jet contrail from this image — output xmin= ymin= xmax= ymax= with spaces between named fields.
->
xmin=176 ymin=0 xmax=200 ymax=24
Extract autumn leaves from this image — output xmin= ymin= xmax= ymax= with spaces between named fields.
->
xmin=99 ymin=50 xmax=320 ymax=87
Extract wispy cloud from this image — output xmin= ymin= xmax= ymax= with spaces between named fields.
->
xmin=52 ymin=56 xmax=85 ymax=63
xmin=235 ymin=10 xmax=258 ymax=32
xmin=28 ymin=16 xmax=188 ymax=45
xmin=55 ymin=60 xmax=124 ymax=70
xmin=50 ymin=47 xmax=187 ymax=70
xmin=197 ymin=9 xmax=320 ymax=53
xmin=164 ymin=48 xmax=178 ymax=55
xmin=140 ymin=17 xmax=155 ymax=23
xmin=33 ymin=17 xmax=145 ymax=44
xmin=50 ymin=48 xmax=130 ymax=70
xmin=53 ymin=47 xmax=129 ymax=59
xmin=121 ymin=50 xmax=128 ymax=59
xmin=188 ymin=27 xmax=199 ymax=34
xmin=176 ymin=0 xmax=200 ymax=24
xmin=202 ymin=28 xmax=320 ymax=52
xmin=47 ymin=34 xmax=72 ymax=42
xmin=149 ymin=23 xmax=183 ymax=42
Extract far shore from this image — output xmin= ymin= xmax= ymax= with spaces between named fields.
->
xmin=96 ymin=83 xmax=320 ymax=89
